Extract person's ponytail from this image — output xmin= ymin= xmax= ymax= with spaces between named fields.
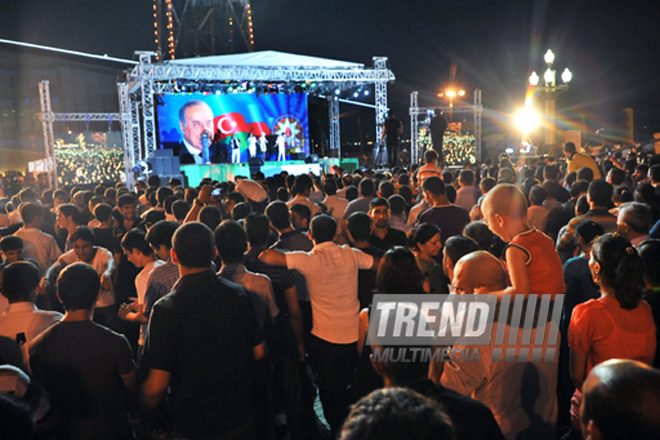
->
xmin=612 ymin=245 xmax=645 ymax=309
xmin=592 ymin=234 xmax=645 ymax=310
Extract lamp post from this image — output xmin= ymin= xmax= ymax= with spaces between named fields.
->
xmin=437 ymin=88 xmax=465 ymax=121
xmin=529 ymin=49 xmax=572 ymax=154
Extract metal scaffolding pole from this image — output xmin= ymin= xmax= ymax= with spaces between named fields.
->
xmin=38 ymin=81 xmax=57 ymax=189
xmin=373 ymin=57 xmax=389 ymax=148
xmin=117 ymin=82 xmax=135 ymax=189
xmin=474 ymin=89 xmax=482 ymax=161
xmin=410 ymin=91 xmax=419 ymax=165
xmin=138 ymin=52 xmax=157 ymax=159
xmin=328 ymin=96 xmax=340 ymax=157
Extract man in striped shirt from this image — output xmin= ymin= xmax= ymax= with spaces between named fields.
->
xmin=416 ymin=149 xmax=442 ymax=184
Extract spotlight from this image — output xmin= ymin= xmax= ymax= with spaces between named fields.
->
xmin=353 ymin=91 xmax=359 ymax=98
xmin=363 ymin=89 xmax=370 ymax=96
xmin=335 ymin=89 xmax=341 ymax=96
xmin=514 ymin=107 xmax=541 ymax=133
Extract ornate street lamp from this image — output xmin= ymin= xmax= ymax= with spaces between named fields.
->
xmin=529 ymin=49 xmax=572 ymax=153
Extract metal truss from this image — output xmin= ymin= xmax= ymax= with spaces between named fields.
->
xmin=38 ymin=81 xmax=57 ymax=189
xmin=126 ymin=62 xmax=395 ymax=93
xmin=123 ymin=52 xmax=395 ymax=172
xmin=373 ymin=57 xmax=389 ymax=150
xmin=473 ymin=89 xmax=482 ymax=160
xmin=40 ymin=81 xmax=124 ymax=189
xmin=138 ymin=52 xmax=157 ymax=160
xmin=46 ymin=114 xmax=121 ymax=122
xmin=409 ymin=89 xmax=483 ymax=165
xmin=410 ymin=92 xmax=419 ymax=165
xmin=328 ymin=96 xmax=340 ymax=156
xmin=117 ymin=82 xmax=136 ymax=189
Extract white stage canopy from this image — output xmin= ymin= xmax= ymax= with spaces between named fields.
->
xmin=167 ymin=50 xmax=364 ymax=69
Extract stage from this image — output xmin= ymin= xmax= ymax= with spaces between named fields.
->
xmin=180 ymin=157 xmax=359 ymax=187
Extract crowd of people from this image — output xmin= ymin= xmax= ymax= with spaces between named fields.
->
xmin=0 ymin=141 xmax=659 ymax=440
xmin=55 ymin=146 xmax=125 ymax=185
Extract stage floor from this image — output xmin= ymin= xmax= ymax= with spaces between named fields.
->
xmin=180 ymin=158 xmax=358 ymax=187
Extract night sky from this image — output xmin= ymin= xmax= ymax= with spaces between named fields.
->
xmin=2 ymin=0 xmax=660 ymax=141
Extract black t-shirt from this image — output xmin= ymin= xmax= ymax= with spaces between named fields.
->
xmin=369 ymin=227 xmax=407 ymax=252
xmin=357 ymin=246 xmax=384 ymax=310
xmin=29 ymin=320 xmax=136 ymax=440
xmin=384 ymin=117 xmax=401 ymax=143
xmin=430 ymin=115 xmax=448 ymax=139
xmin=417 ymin=205 xmax=471 ymax=245
xmin=142 ymin=270 xmax=263 ymax=437
xmin=410 ymin=379 xmax=504 ymax=440
xmin=93 ymin=227 xmax=116 ymax=254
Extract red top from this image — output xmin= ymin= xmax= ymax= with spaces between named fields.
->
xmin=569 ymin=297 xmax=656 ymax=375
xmin=506 ymin=228 xmax=565 ymax=298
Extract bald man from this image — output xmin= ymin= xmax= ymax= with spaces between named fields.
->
xmin=580 ymin=359 xmax=660 ymax=440
xmin=442 ymin=249 xmax=560 ymax=439
xmin=451 ymin=250 xmax=506 ymax=295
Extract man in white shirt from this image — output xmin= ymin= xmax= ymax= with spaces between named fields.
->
xmin=248 ymin=132 xmax=258 ymax=158
xmin=260 ymin=214 xmax=377 ymax=436
xmin=259 ymin=132 xmax=268 ymax=159
xmin=234 ymin=177 xmax=269 ymax=213
xmin=118 ymin=229 xmax=164 ymax=348
xmin=276 ymin=133 xmax=286 ymax=161
xmin=0 ymin=261 xmax=62 ymax=365
xmin=321 ymin=179 xmax=348 ymax=222
xmin=287 ymin=176 xmax=321 ymax=217
xmin=15 ymin=203 xmax=61 ymax=274
xmin=44 ymin=226 xmax=116 ymax=330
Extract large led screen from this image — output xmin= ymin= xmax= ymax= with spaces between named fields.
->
xmin=156 ymin=92 xmax=309 ymax=162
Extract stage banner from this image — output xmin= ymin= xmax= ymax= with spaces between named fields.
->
xmin=157 ymin=92 xmax=309 ymax=162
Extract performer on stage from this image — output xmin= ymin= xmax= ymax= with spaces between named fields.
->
xmin=231 ymin=135 xmax=242 ymax=163
xmin=176 ymin=100 xmax=223 ymax=164
xmin=429 ymin=108 xmax=448 ymax=166
xmin=276 ymin=133 xmax=286 ymax=161
xmin=248 ymin=132 xmax=258 ymax=158
xmin=259 ymin=132 xmax=268 ymax=160
xmin=382 ymin=112 xmax=403 ymax=168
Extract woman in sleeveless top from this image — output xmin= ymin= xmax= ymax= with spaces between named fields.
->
xmin=568 ymin=233 xmax=656 ymax=428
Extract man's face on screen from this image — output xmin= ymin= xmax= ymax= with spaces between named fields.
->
xmin=180 ymin=103 xmax=214 ymax=151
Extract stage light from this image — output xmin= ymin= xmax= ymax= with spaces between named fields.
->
xmin=353 ymin=91 xmax=359 ymax=98
xmin=505 ymin=147 xmax=514 ymax=155
xmin=334 ymin=89 xmax=340 ymax=95
xmin=458 ymin=90 xmax=465 ymax=96
xmin=514 ymin=107 xmax=541 ymax=133
xmin=561 ymin=68 xmax=572 ymax=84
xmin=363 ymin=89 xmax=370 ymax=96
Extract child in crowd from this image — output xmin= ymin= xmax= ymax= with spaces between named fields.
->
xmin=527 ymin=185 xmax=550 ymax=231
xmin=479 ymin=184 xmax=564 ymax=298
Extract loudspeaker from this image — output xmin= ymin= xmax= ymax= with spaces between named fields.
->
xmin=304 ymin=154 xmax=319 ymax=164
xmin=290 ymin=152 xmax=306 ymax=160
xmin=248 ymin=157 xmax=264 ymax=166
